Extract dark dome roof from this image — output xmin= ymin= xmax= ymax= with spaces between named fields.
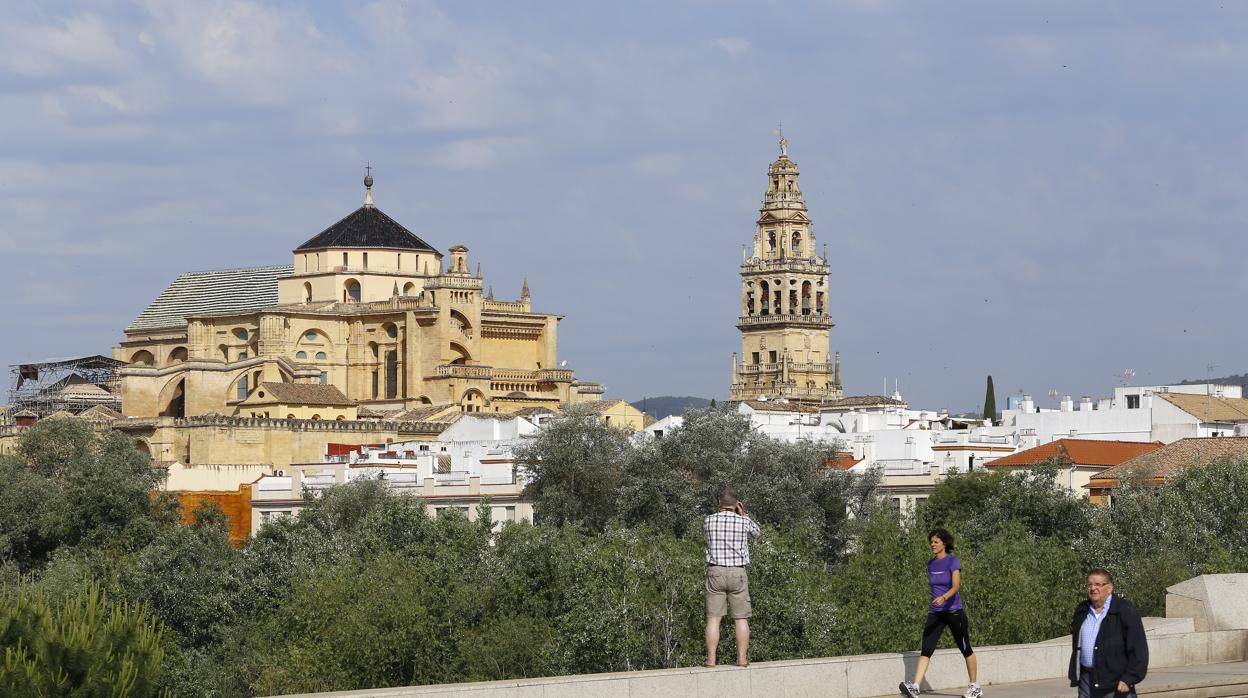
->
xmin=295 ymin=206 xmax=439 ymax=253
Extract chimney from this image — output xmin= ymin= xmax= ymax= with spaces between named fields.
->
xmin=1060 ymin=395 xmax=1074 ymax=412
xmin=1079 ymin=396 xmax=1093 ymax=411
xmin=1020 ymin=394 xmax=1034 ymax=413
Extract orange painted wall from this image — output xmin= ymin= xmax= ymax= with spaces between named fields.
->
xmin=176 ymin=485 xmax=254 ymax=547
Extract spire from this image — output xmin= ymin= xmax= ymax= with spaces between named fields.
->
xmin=520 ymin=278 xmax=530 ymax=299
xmin=392 ymin=281 xmax=399 ymax=297
xmin=487 ymin=286 xmax=494 ymax=300
xmin=476 ymin=261 xmax=482 ymax=279
xmin=834 ymin=351 xmax=841 ymax=386
xmin=777 ymin=122 xmax=788 ymax=158
xmin=364 ymin=162 xmax=375 ymax=207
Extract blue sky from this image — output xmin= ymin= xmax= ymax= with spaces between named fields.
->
xmin=2 ymin=1 xmax=1247 ymax=411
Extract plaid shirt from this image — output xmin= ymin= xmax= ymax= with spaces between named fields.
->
xmin=704 ymin=510 xmax=762 ymax=566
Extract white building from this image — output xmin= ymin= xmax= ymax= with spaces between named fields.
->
xmin=1003 ymin=384 xmax=1248 ymax=445
xmin=250 ymin=413 xmax=540 ymax=534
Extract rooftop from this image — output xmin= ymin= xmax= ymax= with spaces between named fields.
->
xmin=126 ymin=265 xmax=292 ymax=333
xmin=1157 ymin=392 xmax=1248 ymax=423
xmin=987 ymin=438 xmax=1163 ymax=469
xmin=1092 ymin=436 xmax=1248 ymax=485
xmin=254 ymin=382 xmax=355 ymax=407
xmin=294 ymin=205 xmax=439 ymax=253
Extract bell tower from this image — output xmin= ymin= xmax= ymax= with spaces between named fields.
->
xmin=730 ymin=135 xmax=843 ymax=404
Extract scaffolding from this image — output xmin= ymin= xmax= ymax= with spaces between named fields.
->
xmin=7 ymin=355 xmax=124 ymax=419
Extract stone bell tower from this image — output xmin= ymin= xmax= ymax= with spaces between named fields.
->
xmin=730 ymin=135 xmax=843 ymax=404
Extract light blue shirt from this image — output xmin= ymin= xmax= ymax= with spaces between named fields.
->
xmin=1079 ymin=594 xmax=1112 ymax=668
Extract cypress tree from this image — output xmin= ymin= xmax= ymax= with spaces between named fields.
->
xmin=983 ymin=375 xmax=997 ymax=423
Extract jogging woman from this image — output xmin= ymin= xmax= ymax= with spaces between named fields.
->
xmin=899 ymin=528 xmax=980 ymax=698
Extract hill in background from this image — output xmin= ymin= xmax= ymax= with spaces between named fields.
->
xmin=629 ymin=396 xmax=712 ymax=420
xmin=1176 ymin=373 xmax=1248 ymax=390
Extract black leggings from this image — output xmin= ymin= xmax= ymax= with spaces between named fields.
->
xmin=921 ymin=609 xmax=974 ymax=657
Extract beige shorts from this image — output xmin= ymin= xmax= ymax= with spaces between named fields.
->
xmin=705 ymin=565 xmax=751 ymax=619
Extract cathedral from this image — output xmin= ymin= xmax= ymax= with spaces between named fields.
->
xmin=730 ymin=138 xmax=844 ymax=405
xmin=115 ymin=172 xmax=603 ymax=427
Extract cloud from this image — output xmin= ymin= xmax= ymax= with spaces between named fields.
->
xmin=715 ymin=37 xmax=751 ymax=55
xmin=0 ymin=13 xmax=129 ymax=79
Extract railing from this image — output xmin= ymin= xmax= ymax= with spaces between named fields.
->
xmin=434 ymin=364 xmax=493 ymax=379
xmin=424 ymin=276 xmax=483 ymax=290
xmin=492 ymin=368 xmax=539 ymax=382
xmin=741 ymin=258 xmax=826 ymax=272
xmin=737 ymin=314 xmax=832 ymax=327
xmin=538 ymin=369 xmax=574 ymax=382
xmin=740 ymin=362 xmax=833 ymax=375
xmin=483 ymin=299 xmax=530 ymax=313
xmin=730 ymin=385 xmax=839 ymax=401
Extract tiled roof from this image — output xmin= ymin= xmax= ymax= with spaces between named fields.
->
xmin=1156 ymin=393 xmax=1248 ymax=423
xmin=1091 ymin=437 xmax=1248 ymax=485
xmin=825 ymin=395 xmax=907 ymax=409
xmin=294 ymin=206 xmax=439 ymax=252
xmin=987 ymin=439 xmax=1163 ymax=469
xmin=512 ymin=406 xmax=557 ymax=416
xmin=568 ymin=399 xmax=640 ymax=415
xmin=257 ymin=382 xmax=355 ymax=407
xmin=126 ymin=265 xmax=292 ymax=333
xmin=391 ymin=404 xmax=460 ymax=422
xmin=735 ymin=400 xmax=820 ymax=413
xmin=77 ymin=405 xmax=123 ymax=423
xmin=823 ymin=452 xmax=862 ymax=470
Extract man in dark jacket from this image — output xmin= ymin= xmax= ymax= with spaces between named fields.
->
xmin=1069 ymin=568 xmax=1148 ymax=697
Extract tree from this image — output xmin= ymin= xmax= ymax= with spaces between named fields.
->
xmin=982 ymin=375 xmax=997 ymax=423
xmin=0 ymin=584 xmax=168 ymax=697
xmin=515 ymin=406 xmax=632 ymax=531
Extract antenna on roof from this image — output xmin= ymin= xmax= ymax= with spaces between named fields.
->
xmin=364 ymin=162 xmax=375 ymax=207
xmin=1118 ymin=369 xmax=1135 ymax=387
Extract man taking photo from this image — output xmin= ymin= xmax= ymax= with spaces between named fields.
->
xmin=1069 ymin=568 xmax=1148 ymax=697
xmin=704 ymin=486 xmax=762 ymax=668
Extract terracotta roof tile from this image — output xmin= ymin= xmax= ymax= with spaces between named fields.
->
xmin=987 ymin=439 xmax=1163 ymax=469
xmin=256 ymin=382 xmax=355 ymax=407
xmin=1091 ymin=436 xmax=1248 ymax=485
xmin=1155 ymin=393 xmax=1248 ymax=423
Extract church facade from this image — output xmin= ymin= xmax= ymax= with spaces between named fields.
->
xmin=115 ymin=173 xmax=603 ymax=426
xmin=730 ymin=140 xmax=844 ymax=405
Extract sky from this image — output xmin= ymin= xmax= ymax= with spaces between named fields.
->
xmin=2 ymin=1 xmax=1248 ymax=413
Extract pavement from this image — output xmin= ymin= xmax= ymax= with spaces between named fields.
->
xmin=868 ymin=661 xmax=1248 ymax=698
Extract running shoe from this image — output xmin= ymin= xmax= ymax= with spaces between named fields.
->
xmin=963 ymin=683 xmax=982 ymax=698
xmin=898 ymin=681 xmax=920 ymax=697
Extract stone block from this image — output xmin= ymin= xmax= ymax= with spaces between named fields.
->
xmin=1167 ymin=574 xmax=1248 ymax=631
xmin=750 ymin=659 xmax=847 ymax=698
xmin=541 ymin=676 xmax=629 ymax=698
xmin=1209 ymin=630 xmax=1248 ymax=663
xmin=845 ymin=654 xmax=906 ymax=697
xmin=977 ymin=644 xmax=1069 ymax=685
xmin=695 ymin=667 xmax=749 ymax=695
xmin=627 ymin=670 xmax=697 ymax=697
xmin=1183 ymin=631 xmax=1210 ymax=666
xmin=1149 ymin=634 xmax=1187 ymax=668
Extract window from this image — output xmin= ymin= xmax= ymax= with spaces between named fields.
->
xmin=915 ymin=496 xmax=928 ymax=510
xmin=751 ymin=352 xmax=760 ymax=365
xmin=505 ymin=506 xmax=516 ymax=522
xmin=305 ymin=331 xmax=318 ymax=342
xmin=238 ymin=351 xmax=248 ymax=360
xmin=385 ymin=324 xmax=398 ymax=339
xmin=768 ymin=350 xmax=777 ymax=364
xmin=385 ymin=351 xmax=398 ymax=399
xmin=346 ymin=281 xmax=361 ymax=303
xmin=319 ymin=372 xmax=328 ymax=385
xmin=342 ymin=252 xmax=348 ymax=267
xmin=296 ymin=351 xmax=307 ymax=360
xmin=371 ymin=371 xmax=379 ymax=399
xmin=236 ymin=375 xmax=249 ymax=401
xmin=315 ymin=351 xmax=327 ymax=360
xmin=891 ymin=498 xmax=902 ymax=515
xmin=233 ymin=328 xmax=249 ymax=341
xmin=1126 ymin=394 xmax=1141 ymax=409
xmin=363 ymin=252 xmax=368 ymax=269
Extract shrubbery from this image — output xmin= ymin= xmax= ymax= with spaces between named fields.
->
xmin=3 ymin=411 xmax=1247 ymax=695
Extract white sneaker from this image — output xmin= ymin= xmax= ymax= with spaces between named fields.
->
xmin=898 ymin=681 xmax=920 ymax=697
xmin=963 ymin=683 xmax=982 ymax=698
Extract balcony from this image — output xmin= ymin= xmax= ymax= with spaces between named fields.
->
xmin=737 ymin=313 xmax=832 ymax=329
xmin=434 ymin=364 xmax=493 ymax=380
xmin=424 ymin=276 xmax=483 ymax=291
xmin=741 ymin=258 xmax=828 ymax=272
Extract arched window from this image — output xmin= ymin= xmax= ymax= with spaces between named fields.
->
xmin=801 ymin=281 xmax=812 ymax=315
xmin=315 ymin=351 xmax=327 ymax=360
xmin=233 ymin=328 xmax=249 ymax=341
xmin=303 ymin=282 xmax=312 ymax=303
xmin=304 ymin=331 xmax=318 ymax=343
xmin=384 ymin=351 xmax=397 ymax=398
xmin=402 ymin=282 xmax=415 ymax=296
xmin=236 ymin=374 xmax=249 ymax=401
xmin=311 ymin=414 xmax=321 ymax=421
xmin=792 ymin=231 xmax=801 ymax=252
xmin=384 ymin=323 xmax=398 ymax=339
xmin=287 ymin=414 xmax=296 ymax=419
xmin=759 ymin=281 xmax=770 ymax=316
xmin=369 ymin=342 xmax=379 ymax=359
xmin=130 ymin=350 xmax=155 ymax=366
xmin=335 ymin=415 xmax=346 ymax=421
xmin=169 ymin=347 xmax=188 ymax=363
xmin=767 ymin=231 xmax=776 ymax=252
xmin=296 ymin=351 xmax=307 ymax=360
xmin=345 ymin=280 xmax=361 ymax=303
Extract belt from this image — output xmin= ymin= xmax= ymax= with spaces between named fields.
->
xmin=1081 ymin=666 xmax=1095 ymax=672
xmin=707 ymin=563 xmax=745 ymax=568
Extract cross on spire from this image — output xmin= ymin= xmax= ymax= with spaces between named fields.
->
xmin=775 ymin=122 xmax=788 ymax=157
xmin=363 ymin=161 xmax=375 ymax=207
